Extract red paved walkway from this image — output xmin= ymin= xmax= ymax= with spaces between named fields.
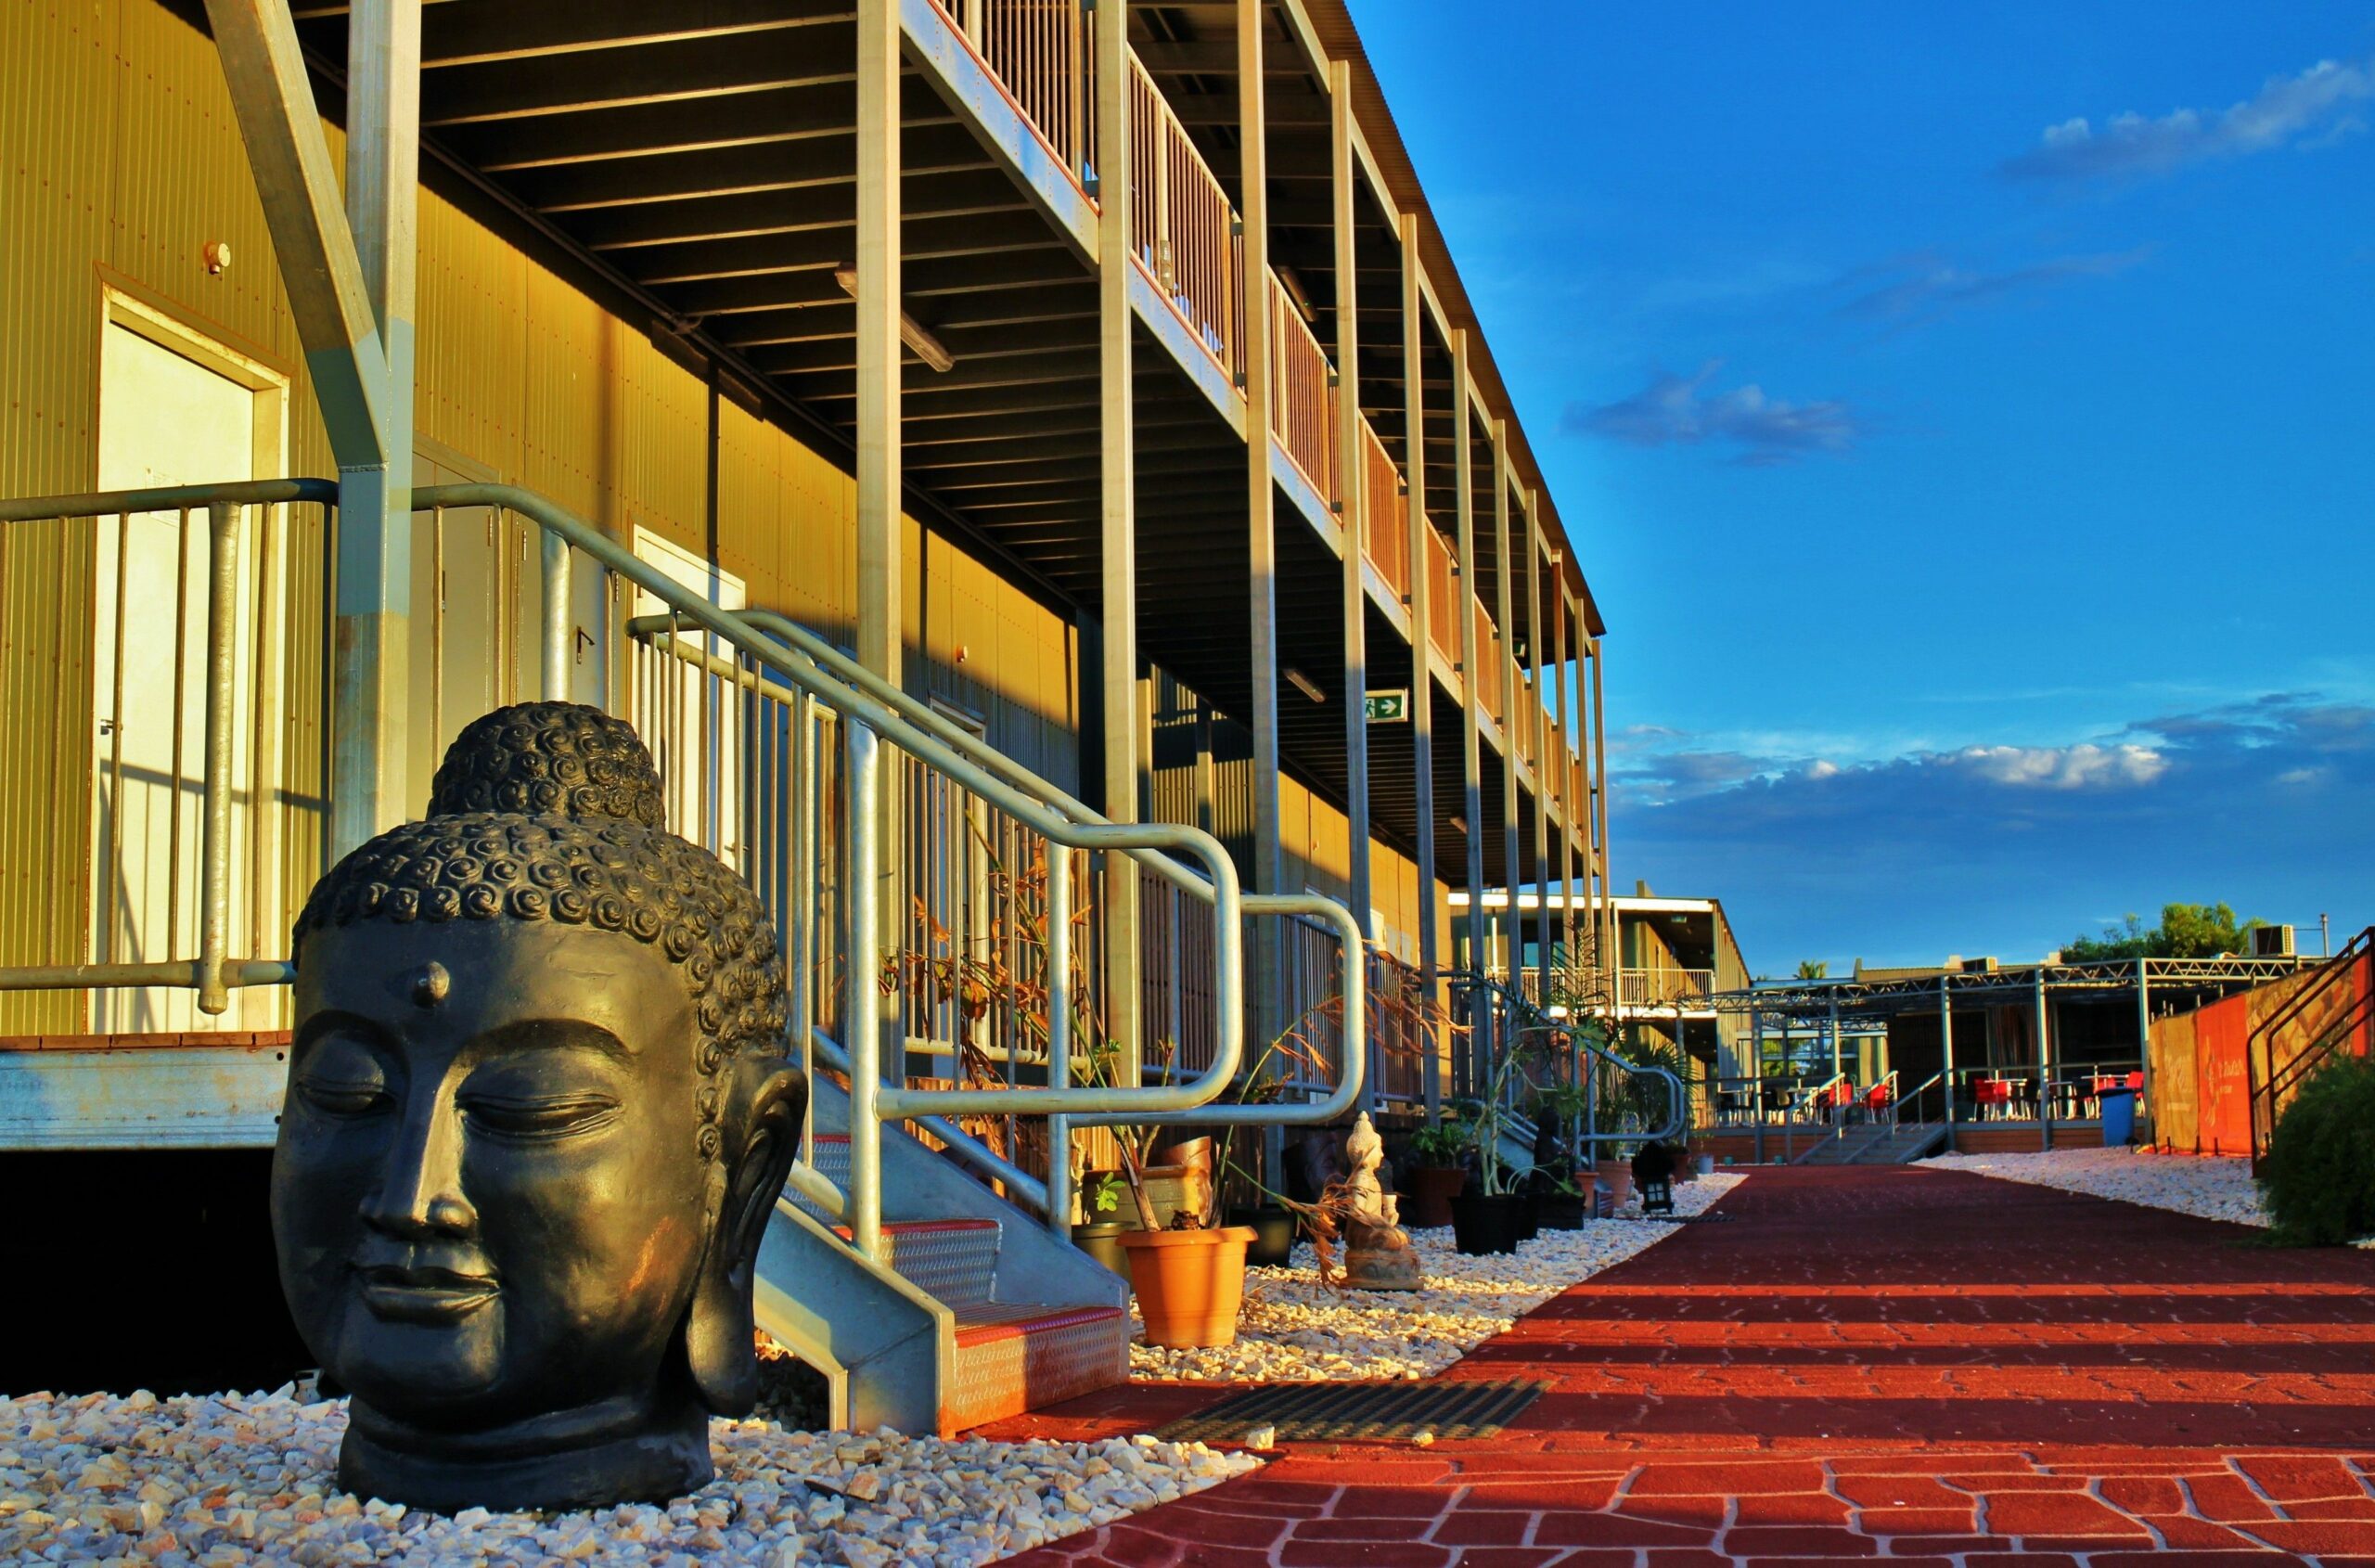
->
xmin=984 ymin=1165 xmax=2375 ymax=1566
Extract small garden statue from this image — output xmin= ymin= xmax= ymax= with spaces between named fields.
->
xmin=271 ymin=702 xmax=805 ymax=1513
xmin=1341 ymin=1112 xmax=1422 ymax=1290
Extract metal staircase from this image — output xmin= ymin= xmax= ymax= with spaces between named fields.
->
xmin=0 ymin=477 xmax=1369 ymax=1436
xmin=1791 ymin=1071 xmax=1949 ymax=1165
xmin=2246 ymin=927 xmax=2374 ymax=1166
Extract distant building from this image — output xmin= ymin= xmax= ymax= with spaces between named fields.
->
xmin=1447 ymin=882 xmax=1752 ymax=1078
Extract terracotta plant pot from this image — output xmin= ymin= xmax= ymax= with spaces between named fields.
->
xmin=1229 ymin=1206 xmax=1298 ymax=1267
xmin=1071 ymin=1221 xmax=1131 ymax=1281
xmin=1602 ymin=1164 xmax=1635 ymax=1208
xmin=1446 ymin=1193 xmax=1525 ymax=1255
xmin=1121 ymin=1226 xmax=1257 ymax=1347
xmin=1403 ymin=1165 xmax=1465 ymax=1228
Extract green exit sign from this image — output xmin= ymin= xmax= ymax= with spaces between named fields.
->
xmin=1364 ymin=689 xmax=1410 ymax=723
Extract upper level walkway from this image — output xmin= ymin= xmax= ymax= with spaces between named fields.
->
xmin=987 ymin=1164 xmax=2375 ymax=1564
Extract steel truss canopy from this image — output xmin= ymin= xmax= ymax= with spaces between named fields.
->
xmin=1709 ymin=955 xmax=2310 ymax=1026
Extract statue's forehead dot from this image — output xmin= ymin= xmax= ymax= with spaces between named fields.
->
xmin=412 ymin=961 xmax=453 ymax=1009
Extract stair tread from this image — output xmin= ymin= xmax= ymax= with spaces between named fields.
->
xmin=954 ymin=1302 xmax=1127 ymax=1345
xmin=829 ymin=1218 xmax=999 ymax=1240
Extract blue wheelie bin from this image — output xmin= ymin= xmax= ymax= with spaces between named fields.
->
xmin=2099 ymin=1086 xmax=2137 ymax=1146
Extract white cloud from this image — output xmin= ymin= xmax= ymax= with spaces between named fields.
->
xmin=2005 ymin=55 xmax=2375 ymax=182
xmin=1950 ymin=742 xmax=2168 ymax=790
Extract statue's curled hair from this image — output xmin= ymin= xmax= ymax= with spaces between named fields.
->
xmin=292 ymin=703 xmax=785 ymax=1154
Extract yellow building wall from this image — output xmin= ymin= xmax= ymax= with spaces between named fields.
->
xmin=0 ymin=0 xmax=1075 ymax=1030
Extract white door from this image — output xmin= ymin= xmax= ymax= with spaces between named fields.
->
xmin=91 ymin=320 xmax=279 ymax=1033
xmin=629 ymin=530 xmax=746 ymax=868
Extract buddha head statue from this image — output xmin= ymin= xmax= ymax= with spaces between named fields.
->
xmin=272 ymin=701 xmax=804 ymax=1513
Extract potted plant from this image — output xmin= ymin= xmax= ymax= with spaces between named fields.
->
xmin=1534 ymin=1174 xmax=1591 ymax=1229
xmin=1402 ymin=1117 xmax=1471 ymax=1228
xmin=1447 ymin=1040 xmax=1542 ymax=1255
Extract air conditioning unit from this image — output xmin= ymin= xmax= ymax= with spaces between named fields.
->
xmin=2252 ymin=924 xmax=2296 ymax=958
xmin=1959 ymin=956 xmax=1998 ymax=974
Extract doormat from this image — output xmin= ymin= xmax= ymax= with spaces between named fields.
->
xmin=1154 ymin=1378 xmax=1547 ymax=1446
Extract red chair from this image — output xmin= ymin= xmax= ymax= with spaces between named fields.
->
xmin=1865 ymin=1083 xmax=1894 ymax=1112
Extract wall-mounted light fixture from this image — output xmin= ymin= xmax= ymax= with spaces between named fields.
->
xmin=1283 ymin=667 xmax=1327 ymax=703
xmin=834 ymin=267 xmax=955 ymax=372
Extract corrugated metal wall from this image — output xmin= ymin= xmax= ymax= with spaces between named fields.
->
xmin=0 ymin=0 xmax=1079 ymax=1033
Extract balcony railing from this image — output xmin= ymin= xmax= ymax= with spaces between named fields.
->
xmin=1358 ymin=422 xmax=1408 ymax=599
xmin=1621 ymin=967 xmax=1715 ymax=1007
xmin=933 ymin=0 xmax=1094 ymax=183
xmin=923 ymin=2 xmax=1598 ymax=785
xmin=1267 ymin=274 xmax=1339 ymax=503
xmin=1425 ymin=527 xmax=1457 ymax=661
xmin=1127 ymin=50 xmax=1240 ymax=379
xmin=1471 ymin=598 xmax=1502 ymax=716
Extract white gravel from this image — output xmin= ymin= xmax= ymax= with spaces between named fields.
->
xmin=1924 ymin=1144 xmax=2374 ymax=1245
xmin=0 ymin=1390 xmax=1258 ymax=1567
xmin=1131 ymin=1172 xmax=1746 ymax=1382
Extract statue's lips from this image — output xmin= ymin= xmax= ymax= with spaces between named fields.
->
xmin=354 ymin=1264 xmax=499 ymax=1323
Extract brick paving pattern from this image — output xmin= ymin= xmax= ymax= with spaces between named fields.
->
xmin=982 ymin=1165 xmax=2375 ymax=1566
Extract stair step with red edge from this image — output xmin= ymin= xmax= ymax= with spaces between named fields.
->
xmin=826 ymin=1218 xmax=1002 ymax=1307
xmin=948 ymin=1304 xmax=1130 ymax=1432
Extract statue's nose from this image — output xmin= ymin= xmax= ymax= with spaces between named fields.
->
xmin=363 ymin=1089 xmax=479 ymax=1239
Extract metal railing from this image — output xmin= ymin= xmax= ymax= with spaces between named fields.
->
xmin=1359 ymin=422 xmax=1408 ymax=601
xmin=1470 ymin=598 xmax=1502 ymax=716
xmin=1126 ymin=50 xmax=1240 ymax=379
xmin=933 ymin=0 xmax=1094 ymax=183
xmin=2248 ymin=927 xmax=2373 ymax=1163
xmin=0 ymin=475 xmax=1365 ymax=1274
xmin=1425 ymin=526 xmax=1457 ymax=661
xmin=1267 ymin=274 xmax=1339 ymax=503
xmin=1619 ymin=967 xmax=1715 ymax=1008
xmin=1370 ymin=948 xmax=1437 ymax=1107
xmin=0 ymin=480 xmax=340 ymax=1025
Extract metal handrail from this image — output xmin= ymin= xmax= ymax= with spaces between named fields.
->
xmin=0 ymin=480 xmax=343 ymax=1015
xmin=433 ymin=483 xmax=1367 ymax=1265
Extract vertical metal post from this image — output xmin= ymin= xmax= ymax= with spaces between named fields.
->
xmin=1096 ymin=0 xmax=1140 ymax=1070
xmin=2035 ymin=965 xmax=2054 ymax=1150
xmin=1749 ymin=1005 xmax=1764 ymax=1164
xmin=845 ymin=720 xmax=883 ymax=1264
xmin=1590 ymin=640 xmax=1612 ymax=1006
xmin=1552 ymin=575 xmax=1573 ymax=996
xmin=855 ymin=0 xmax=903 ymax=1094
xmin=1046 ymin=838 xmax=1074 ymax=1237
xmin=1331 ymin=57 xmax=1374 ymax=1112
xmin=337 ymin=0 xmax=420 ymax=855
xmin=1451 ymin=336 xmax=1488 ymax=1094
xmin=1239 ymin=0 xmax=1284 ymax=1068
xmin=1940 ymin=978 xmax=1957 ymax=1152
xmin=855 ymin=0 xmax=901 ymax=688
xmin=1492 ymin=431 xmax=1520 ymax=940
xmin=1400 ymin=211 xmax=1441 ymax=1120
xmin=2137 ymin=957 xmax=2153 ymax=1137
xmin=540 ymin=530 xmax=571 ymax=701
xmin=1526 ymin=495 xmax=1550 ymax=1009
xmin=197 ymin=501 xmax=240 ymax=1015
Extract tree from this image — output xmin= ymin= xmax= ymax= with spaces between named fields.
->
xmin=2063 ymin=902 xmax=2265 ymax=961
xmin=1795 ymin=959 xmax=1828 ymax=980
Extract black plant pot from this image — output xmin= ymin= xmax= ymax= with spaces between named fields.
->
xmin=1230 ymin=1205 xmax=1298 ymax=1267
xmin=1447 ymin=1193 xmax=1525 ymax=1256
xmin=1072 ymin=1221 xmax=1131 ymax=1281
xmin=1516 ymin=1191 xmax=1541 ymax=1241
xmin=1536 ymin=1192 xmax=1589 ymax=1230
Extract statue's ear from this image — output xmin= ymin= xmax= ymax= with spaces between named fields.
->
xmin=686 ymin=1056 xmax=807 ymax=1415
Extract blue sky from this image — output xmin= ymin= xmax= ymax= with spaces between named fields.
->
xmin=1356 ymin=2 xmax=2375 ymax=973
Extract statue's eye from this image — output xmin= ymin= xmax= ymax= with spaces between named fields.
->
xmin=456 ymin=1093 xmax=622 ymax=1140
xmin=296 ymin=1034 xmax=394 ymax=1116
